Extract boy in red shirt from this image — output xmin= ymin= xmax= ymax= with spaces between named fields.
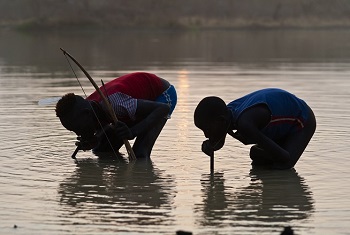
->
xmin=56 ymin=72 xmax=177 ymax=158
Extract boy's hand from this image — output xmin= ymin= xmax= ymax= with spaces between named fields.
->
xmin=75 ymin=136 xmax=98 ymax=151
xmin=202 ymin=139 xmax=214 ymax=157
xmin=95 ymin=122 xmax=133 ymax=141
xmin=113 ymin=121 xmax=134 ymax=140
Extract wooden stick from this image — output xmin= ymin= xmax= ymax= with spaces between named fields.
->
xmin=71 ymin=146 xmax=80 ymax=159
xmin=210 ymin=152 xmax=214 ymax=174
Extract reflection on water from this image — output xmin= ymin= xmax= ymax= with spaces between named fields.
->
xmin=195 ymin=172 xmax=230 ymax=227
xmin=239 ymin=168 xmax=314 ymax=222
xmin=58 ymin=158 xmax=175 ymax=231
xmin=0 ymin=28 xmax=350 ymax=234
xmin=195 ymin=169 xmax=313 ymax=232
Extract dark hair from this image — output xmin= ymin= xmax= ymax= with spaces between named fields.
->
xmin=55 ymin=93 xmax=77 ymax=118
xmin=194 ymin=96 xmax=227 ymax=127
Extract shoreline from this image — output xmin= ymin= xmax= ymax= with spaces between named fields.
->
xmin=2 ymin=21 xmax=350 ymax=32
xmin=1 ymin=0 xmax=350 ymax=31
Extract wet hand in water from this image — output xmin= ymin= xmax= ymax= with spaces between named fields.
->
xmin=75 ymin=136 xmax=99 ymax=150
xmin=202 ymin=139 xmax=214 ymax=157
xmin=115 ymin=121 xmax=134 ymax=140
xmin=104 ymin=122 xmax=134 ymax=140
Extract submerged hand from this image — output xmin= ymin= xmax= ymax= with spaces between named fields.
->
xmin=75 ymin=136 xmax=98 ymax=151
xmin=202 ymin=139 xmax=214 ymax=157
xmin=95 ymin=122 xmax=133 ymax=141
xmin=113 ymin=121 xmax=134 ymax=140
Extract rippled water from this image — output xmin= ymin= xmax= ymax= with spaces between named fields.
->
xmin=0 ymin=29 xmax=350 ymax=235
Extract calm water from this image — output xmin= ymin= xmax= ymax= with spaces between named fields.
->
xmin=0 ymin=29 xmax=350 ymax=235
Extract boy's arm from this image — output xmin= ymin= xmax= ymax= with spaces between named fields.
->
xmin=115 ymin=99 xmax=170 ymax=139
xmin=236 ymin=105 xmax=290 ymax=163
xmin=228 ymin=130 xmax=251 ymax=145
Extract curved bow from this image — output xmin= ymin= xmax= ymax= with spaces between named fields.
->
xmin=60 ymin=48 xmax=136 ymax=160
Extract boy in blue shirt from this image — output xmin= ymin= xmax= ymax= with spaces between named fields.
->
xmin=194 ymin=88 xmax=316 ymax=169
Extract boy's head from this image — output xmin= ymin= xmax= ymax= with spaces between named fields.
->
xmin=56 ymin=93 xmax=97 ymax=138
xmin=194 ymin=96 xmax=230 ymax=150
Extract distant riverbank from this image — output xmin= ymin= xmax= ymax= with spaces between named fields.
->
xmin=1 ymin=0 xmax=350 ymax=30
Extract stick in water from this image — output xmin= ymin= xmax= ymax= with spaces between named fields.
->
xmin=71 ymin=146 xmax=80 ymax=159
xmin=210 ymin=152 xmax=214 ymax=174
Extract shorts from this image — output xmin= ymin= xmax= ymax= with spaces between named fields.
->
xmin=155 ymin=85 xmax=177 ymax=119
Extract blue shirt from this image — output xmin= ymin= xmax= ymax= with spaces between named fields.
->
xmin=227 ymin=88 xmax=310 ymax=140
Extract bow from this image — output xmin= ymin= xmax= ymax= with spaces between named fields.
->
xmin=60 ymin=48 xmax=136 ymax=160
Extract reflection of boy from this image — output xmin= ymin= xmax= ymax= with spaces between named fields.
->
xmin=56 ymin=72 xmax=177 ymax=158
xmin=194 ymin=88 xmax=316 ymax=169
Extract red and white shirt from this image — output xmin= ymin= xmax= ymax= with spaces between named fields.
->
xmin=86 ymin=72 xmax=165 ymax=122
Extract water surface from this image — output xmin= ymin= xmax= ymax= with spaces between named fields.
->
xmin=0 ymin=29 xmax=350 ymax=234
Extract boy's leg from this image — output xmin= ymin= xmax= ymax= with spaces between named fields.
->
xmin=250 ymin=108 xmax=316 ymax=169
xmin=250 ymin=144 xmax=274 ymax=165
xmin=132 ymin=84 xmax=176 ymax=159
xmin=132 ymin=118 xmax=167 ymax=158
xmin=275 ymin=109 xmax=316 ymax=169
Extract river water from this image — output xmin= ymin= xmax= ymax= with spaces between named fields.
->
xmin=0 ymin=29 xmax=350 ymax=235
